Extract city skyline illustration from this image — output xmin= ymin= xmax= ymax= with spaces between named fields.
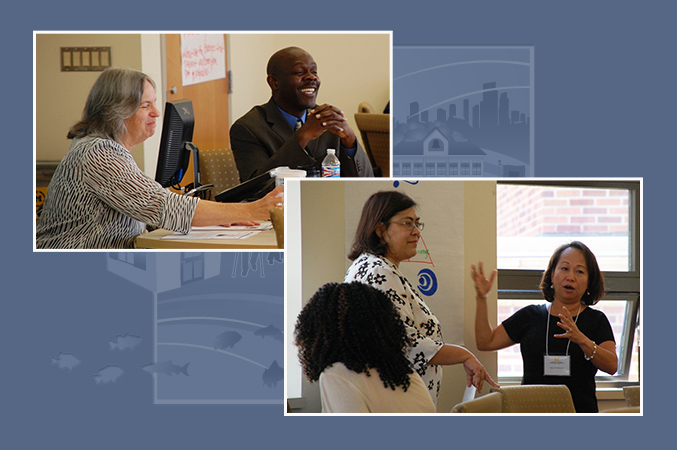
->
xmin=393 ymin=46 xmax=534 ymax=177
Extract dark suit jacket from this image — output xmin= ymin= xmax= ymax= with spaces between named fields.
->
xmin=230 ymin=98 xmax=374 ymax=181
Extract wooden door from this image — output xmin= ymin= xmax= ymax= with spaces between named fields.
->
xmin=164 ymin=34 xmax=230 ymax=191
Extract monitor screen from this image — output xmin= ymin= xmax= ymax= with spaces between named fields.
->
xmin=155 ymin=99 xmax=195 ymax=188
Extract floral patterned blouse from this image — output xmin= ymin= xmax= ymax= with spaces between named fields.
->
xmin=345 ymin=253 xmax=444 ymax=405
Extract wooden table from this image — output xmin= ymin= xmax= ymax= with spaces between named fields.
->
xmin=135 ymin=228 xmax=279 ymax=250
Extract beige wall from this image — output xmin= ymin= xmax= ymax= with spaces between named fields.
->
xmin=35 ymin=33 xmax=148 ymax=167
xmin=228 ymin=33 xmax=391 ymax=148
xmin=451 ymin=180 xmax=498 ymax=412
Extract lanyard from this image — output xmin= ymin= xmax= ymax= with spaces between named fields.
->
xmin=545 ymin=303 xmax=581 ymax=356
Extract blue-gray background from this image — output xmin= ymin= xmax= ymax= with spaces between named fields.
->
xmin=11 ymin=0 xmax=671 ymax=448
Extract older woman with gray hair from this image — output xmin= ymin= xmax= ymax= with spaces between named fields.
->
xmin=37 ymin=67 xmax=282 ymax=249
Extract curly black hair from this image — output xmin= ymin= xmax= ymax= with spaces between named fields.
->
xmin=294 ymin=282 xmax=414 ymax=391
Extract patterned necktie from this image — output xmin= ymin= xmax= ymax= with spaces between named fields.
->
xmin=294 ymin=119 xmax=303 ymax=131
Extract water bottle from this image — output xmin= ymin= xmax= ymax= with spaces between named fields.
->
xmin=321 ymin=149 xmax=340 ymax=177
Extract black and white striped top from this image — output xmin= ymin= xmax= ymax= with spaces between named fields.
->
xmin=36 ymin=136 xmax=199 ymax=249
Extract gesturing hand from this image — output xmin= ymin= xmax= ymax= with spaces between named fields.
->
xmin=471 ymin=262 xmax=497 ymax=299
xmin=554 ymin=308 xmax=585 ymax=344
xmin=463 ymin=356 xmax=500 ymax=391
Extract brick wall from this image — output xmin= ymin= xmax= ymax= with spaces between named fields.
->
xmin=497 ymin=185 xmax=629 ymax=237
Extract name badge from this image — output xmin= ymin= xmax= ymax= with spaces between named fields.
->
xmin=544 ymin=355 xmax=571 ymax=376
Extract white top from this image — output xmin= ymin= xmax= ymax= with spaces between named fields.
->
xmin=319 ymin=363 xmax=436 ymax=413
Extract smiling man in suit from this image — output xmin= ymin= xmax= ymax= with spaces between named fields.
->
xmin=230 ymin=46 xmax=374 ymax=181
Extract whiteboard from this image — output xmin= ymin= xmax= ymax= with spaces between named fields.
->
xmin=180 ymin=34 xmax=226 ymax=87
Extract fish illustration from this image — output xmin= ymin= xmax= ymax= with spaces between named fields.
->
xmin=262 ymin=360 xmax=283 ymax=388
xmin=108 ymin=333 xmax=141 ymax=351
xmin=142 ymin=361 xmax=189 ymax=376
xmin=254 ymin=325 xmax=283 ymax=342
xmin=94 ymin=365 xmax=124 ymax=384
xmin=214 ymin=331 xmax=242 ymax=350
xmin=51 ymin=352 xmax=81 ymax=371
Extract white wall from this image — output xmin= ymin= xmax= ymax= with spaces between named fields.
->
xmin=140 ymin=34 xmax=164 ymax=176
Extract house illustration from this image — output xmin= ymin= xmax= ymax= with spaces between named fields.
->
xmin=106 ymin=252 xmax=221 ymax=293
xmin=394 ymin=127 xmax=486 ymax=177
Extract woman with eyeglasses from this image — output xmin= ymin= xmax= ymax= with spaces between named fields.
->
xmin=344 ymin=191 xmax=498 ymax=408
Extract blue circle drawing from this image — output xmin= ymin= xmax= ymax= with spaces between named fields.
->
xmin=417 ymin=268 xmax=438 ymax=296
xmin=392 ymin=180 xmax=420 ymax=189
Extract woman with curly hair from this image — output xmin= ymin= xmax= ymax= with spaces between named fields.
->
xmin=294 ymin=282 xmax=436 ymax=413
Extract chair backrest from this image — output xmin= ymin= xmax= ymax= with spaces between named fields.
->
xmin=354 ymin=112 xmax=390 ymax=177
xmin=451 ymin=392 xmax=502 ymax=413
xmin=602 ymin=406 xmax=640 ymax=413
xmin=623 ymin=385 xmax=640 ymax=407
xmin=357 ymin=101 xmax=375 ymax=113
xmin=492 ymin=385 xmax=576 ymax=413
xmin=269 ymin=206 xmax=284 ymax=249
xmin=199 ymin=148 xmax=241 ymax=196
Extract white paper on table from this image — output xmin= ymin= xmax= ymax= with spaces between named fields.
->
xmin=191 ymin=222 xmax=273 ymax=232
xmin=161 ymin=230 xmax=260 ymax=240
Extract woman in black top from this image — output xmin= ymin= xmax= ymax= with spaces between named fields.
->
xmin=472 ymin=241 xmax=618 ymax=412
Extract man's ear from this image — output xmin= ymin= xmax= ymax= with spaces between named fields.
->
xmin=266 ymin=75 xmax=278 ymax=92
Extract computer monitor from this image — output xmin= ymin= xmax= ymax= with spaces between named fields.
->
xmin=155 ymin=99 xmax=200 ymax=189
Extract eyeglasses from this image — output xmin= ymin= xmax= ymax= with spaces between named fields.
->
xmin=388 ymin=220 xmax=425 ymax=231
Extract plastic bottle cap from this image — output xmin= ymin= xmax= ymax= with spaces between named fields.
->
xmin=327 ymin=149 xmax=335 ymax=155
